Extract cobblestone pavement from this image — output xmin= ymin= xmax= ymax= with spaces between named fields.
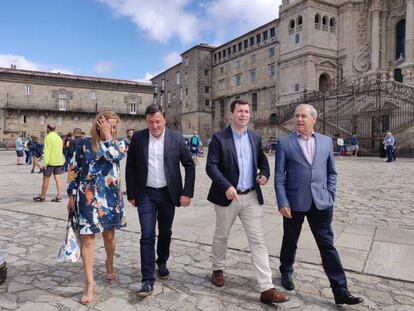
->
xmin=0 ymin=151 xmax=414 ymax=310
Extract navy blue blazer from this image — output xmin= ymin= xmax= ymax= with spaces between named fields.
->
xmin=206 ymin=126 xmax=270 ymax=206
xmin=274 ymin=132 xmax=337 ymax=212
xmin=125 ymin=128 xmax=195 ymax=207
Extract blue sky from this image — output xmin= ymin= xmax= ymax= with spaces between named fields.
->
xmin=0 ymin=0 xmax=281 ymax=82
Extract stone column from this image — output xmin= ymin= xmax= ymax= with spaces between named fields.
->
xmin=401 ymin=0 xmax=414 ymax=85
xmin=405 ymin=0 xmax=414 ymax=63
xmin=370 ymin=6 xmax=381 ymax=72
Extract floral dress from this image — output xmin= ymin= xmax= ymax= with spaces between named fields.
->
xmin=67 ymin=137 xmax=127 ymax=234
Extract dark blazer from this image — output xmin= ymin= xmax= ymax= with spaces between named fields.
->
xmin=275 ymin=132 xmax=337 ymax=212
xmin=125 ymin=128 xmax=195 ymax=207
xmin=206 ymin=126 xmax=270 ymax=206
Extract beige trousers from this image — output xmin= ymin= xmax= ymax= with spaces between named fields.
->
xmin=211 ymin=191 xmax=274 ymax=292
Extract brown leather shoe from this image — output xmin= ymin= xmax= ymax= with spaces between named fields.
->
xmin=260 ymin=288 xmax=290 ymax=304
xmin=211 ymin=270 xmax=224 ymax=287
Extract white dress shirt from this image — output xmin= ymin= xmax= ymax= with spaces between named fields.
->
xmin=146 ymin=130 xmax=167 ymax=188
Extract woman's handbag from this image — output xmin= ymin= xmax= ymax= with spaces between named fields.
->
xmin=57 ymin=211 xmax=81 ymax=263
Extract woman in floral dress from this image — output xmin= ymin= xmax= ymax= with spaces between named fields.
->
xmin=67 ymin=111 xmax=127 ymax=305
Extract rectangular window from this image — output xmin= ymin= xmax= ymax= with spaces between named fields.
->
xmin=185 ymin=72 xmax=188 ymax=80
xmin=205 ymin=99 xmax=210 ymax=107
xmin=235 ymin=74 xmax=241 ymax=86
xmin=270 ymin=27 xmax=276 ymax=38
xmin=223 ymin=50 xmax=226 ymax=58
xmin=21 ymin=131 xmax=27 ymax=138
xmin=250 ymin=54 xmax=256 ymax=64
xmin=238 ymin=42 xmax=242 ymax=51
xmin=235 ymin=59 xmax=241 ymax=68
xmin=252 ymin=93 xmax=258 ymax=112
xmin=154 ymin=83 xmax=158 ymax=94
xmin=130 ymin=103 xmax=137 ymax=114
xmin=250 ymin=37 xmax=255 ymax=46
xmin=58 ymin=99 xmax=66 ymax=111
xmin=220 ymin=66 xmax=225 ymax=74
xmin=250 ymin=70 xmax=256 ymax=81
xmin=256 ymin=33 xmax=261 ymax=44
xmin=176 ymin=72 xmax=180 ymax=85
xmin=205 ymin=86 xmax=210 ymax=93
xmin=214 ymin=54 xmax=217 ymax=62
xmin=72 ymin=117 xmax=78 ymax=125
xmin=161 ymin=79 xmax=165 ymax=91
xmin=180 ymin=87 xmax=183 ymax=101
xmin=269 ymin=47 xmax=275 ymax=57
xmin=40 ymin=115 xmax=45 ymax=125
xmin=244 ymin=39 xmax=249 ymax=49
xmin=25 ymin=85 xmax=32 ymax=96
xmin=91 ymin=90 xmax=96 ymax=100
xmin=263 ymin=30 xmax=268 ymax=41
xmin=21 ymin=115 xmax=27 ymax=124
xmin=40 ymin=131 xmax=45 ymax=139
xmin=227 ymin=47 xmax=231 ymax=56
xmin=295 ymin=33 xmax=300 ymax=44
xmin=167 ymin=91 xmax=171 ymax=104
xmin=232 ymin=45 xmax=236 ymax=54
xmin=57 ymin=116 xmax=63 ymax=125
xmin=218 ymin=51 xmax=222 ymax=60
xmin=268 ymin=64 xmax=275 ymax=77
xmin=204 ymin=69 xmax=209 ymax=76
xmin=218 ymin=79 xmax=225 ymax=90
xmin=294 ymin=83 xmax=300 ymax=92
xmin=184 ymin=57 xmax=189 ymax=66
xmin=160 ymin=94 xmax=164 ymax=106
xmin=185 ymin=88 xmax=189 ymax=96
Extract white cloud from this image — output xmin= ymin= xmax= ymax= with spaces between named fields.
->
xmin=162 ymin=51 xmax=181 ymax=68
xmin=98 ymin=0 xmax=199 ymax=44
xmin=204 ymin=0 xmax=279 ymax=44
xmin=0 ymin=53 xmax=75 ymax=74
xmin=0 ymin=54 xmax=42 ymax=71
xmin=135 ymin=72 xmax=154 ymax=83
xmin=93 ymin=61 xmax=114 ymax=73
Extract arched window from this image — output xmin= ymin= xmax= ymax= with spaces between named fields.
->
xmin=322 ymin=16 xmax=328 ymax=30
xmin=319 ymin=73 xmax=330 ymax=91
xmin=396 ymin=19 xmax=406 ymax=60
xmin=296 ymin=15 xmax=303 ymax=31
xmin=329 ymin=17 xmax=336 ymax=32
xmin=315 ymin=14 xmax=321 ymax=29
xmin=289 ymin=19 xmax=295 ymax=34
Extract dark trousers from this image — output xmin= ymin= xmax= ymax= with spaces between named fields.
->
xmin=386 ymin=146 xmax=393 ymax=162
xmin=137 ymin=187 xmax=175 ymax=284
xmin=279 ymin=203 xmax=347 ymax=295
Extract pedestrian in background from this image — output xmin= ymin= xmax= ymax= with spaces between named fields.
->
xmin=30 ymin=136 xmax=44 ymax=174
xmin=15 ymin=135 xmax=24 ymax=165
xmin=67 ymin=111 xmax=127 ymax=305
xmin=337 ymin=134 xmax=344 ymax=157
xmin=33 ymin=124 xmax=64 ymax=202
xmin=63 ymin=131 xmax=73 ymax=172
xmin=383 ymin=132 xmax=395 ymax=163
xmin=24 ymin=135 xmax=33 ymax=165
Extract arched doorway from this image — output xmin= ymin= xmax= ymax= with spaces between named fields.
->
xmin=270 ymin=113 xmax=278 ymax=125
xmin=395 ymin=19 xmax=406 ymax=60
xmin=319 ymin=73 xmax=330 ymax=91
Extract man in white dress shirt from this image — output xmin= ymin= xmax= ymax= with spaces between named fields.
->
xmin=126 ymin=104 xmax=195 ymax=296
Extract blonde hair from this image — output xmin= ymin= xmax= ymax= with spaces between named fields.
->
xmin=91 ymin=111 xmax=120 ymax=152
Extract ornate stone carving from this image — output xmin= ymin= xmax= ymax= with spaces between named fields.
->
xmin=353 ymin=1 xmax=371 ymax=73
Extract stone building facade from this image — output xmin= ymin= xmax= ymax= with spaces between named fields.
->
xmin=0 ymin=67 xmax=153 ymax=146
xmin=152 ymin=0 xmax=414 ymax=152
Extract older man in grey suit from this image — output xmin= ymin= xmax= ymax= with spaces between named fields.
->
xmin=275 ymin=104 xmax=363 ymax=305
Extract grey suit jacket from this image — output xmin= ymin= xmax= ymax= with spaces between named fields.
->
xmin=274 ymin=132 xmax=337 ymax=212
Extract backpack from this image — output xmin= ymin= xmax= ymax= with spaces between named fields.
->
xmin=191 ymin=136 xmax=199 ymax=147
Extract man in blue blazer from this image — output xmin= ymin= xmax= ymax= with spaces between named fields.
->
xmin=207 ymin=99 xmax=289 ymax=304
xmin=275 ymin=104 xmax=363 ymax=305
xmin=126 ymin=104 xmax=195 ymax=297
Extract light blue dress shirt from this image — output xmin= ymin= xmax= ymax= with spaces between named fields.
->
xmin=231 ymin=127 xmax=254 ymax=191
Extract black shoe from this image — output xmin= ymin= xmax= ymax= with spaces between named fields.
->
xmin=334 ymin=290 xmax=364 ymax=305
xmin=136 ymin=281 xmax=154 ymax=297
xmin=281 ymin=274 xmax=295 ymax=290
xmin=0 ymin=262 xmax=7 ymax=285
xmin=157 ymin=262 xmax=170 ymax=279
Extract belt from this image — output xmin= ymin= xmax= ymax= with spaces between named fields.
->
xmin=146 ymin=186 xmax=168 ymax=191
xmin=236 ymin=187 xmax=255 ymax=195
